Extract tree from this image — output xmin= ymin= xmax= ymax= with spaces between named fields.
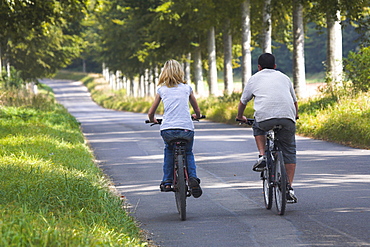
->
xmin=0 ymin=0 xmax=89 ymax=81
xmin=292 ymin=0 xmax=307 ymax=98
xmin=207 ymin=26 xmax=218 ymax=96
xmin=223 ymin=19 xmax=233 ymax=95
xmin=326 ymin=9 xmax=343 ymax=83
xmin=241 ymin=0 xmax=252 ymax=88
xmin=262 ymin=0 xmax=272 ymax=53
xmin=306 ymin=0 xmax=369 ymax=85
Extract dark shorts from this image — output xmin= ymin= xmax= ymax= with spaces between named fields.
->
xmin=253 ymin=118 xmax=296 ymax=164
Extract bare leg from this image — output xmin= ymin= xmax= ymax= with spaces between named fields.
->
xmin=285 ymin=163 xmax=296 ymax=186
xmin=254 ymin=135 xmax=266 ymax=156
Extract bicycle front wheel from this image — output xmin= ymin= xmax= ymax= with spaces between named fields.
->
xmin=174 ymin=154 xmax=187 ymax=221
xmin=274 ymin=151 xmax=287 ymax=215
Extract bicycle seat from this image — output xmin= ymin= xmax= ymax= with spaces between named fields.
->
xmin=272 ymin=125 xmax=283 ymax=131
xmin=170 ymin=139 xmax=188 ymax=145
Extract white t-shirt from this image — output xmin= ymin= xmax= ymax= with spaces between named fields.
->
xmin=240 ymin=69 xmax=297 ymax=123
xmin=158 ymin=83 xmax=194 ymax=131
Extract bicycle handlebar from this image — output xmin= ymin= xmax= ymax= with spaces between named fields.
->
xmin=235 ymin=118 xmax=254 ymax=126
xmin=146 ymin=115 xmax=206 ymax=126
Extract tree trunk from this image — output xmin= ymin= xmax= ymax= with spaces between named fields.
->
xmin=326 ymin=10 xmax=343 ymax=84
xmin=139 ymin=73 xmax=145 ymax=97
xmin=184 ymin=53 xmax=191 ymax=84
xmin=82 ymin=59 xmax=86 ymax=73
xmin=193 ymin=46 xmax=205 ymax=96
xmin=292 ymin=0 xmax=306 ymax=98
xmin=241 ymin=0 xmax=252 ymax=89
xmin=207 ymin=26 xmax=218 ymax=96
xmin=144 ymin=69 xmax=150 ymax=97
xmin=262 ymin=0 xmax=272 ymax=53
xmin=153 ymin=66 xmax=158 ymax=95
xmin=223 ymin=19 xmax=233 ymax=95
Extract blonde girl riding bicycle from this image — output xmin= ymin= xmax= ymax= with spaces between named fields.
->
xmin=148 ymin=59 xmax=203 ymax=198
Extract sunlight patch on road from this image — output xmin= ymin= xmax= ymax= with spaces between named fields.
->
xmin=294 ymin=174 xmax=370 ymax=188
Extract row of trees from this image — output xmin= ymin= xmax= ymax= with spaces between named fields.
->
xmin=1 ymin=0 xmax=369 ymax=98
xmin=91 ymin=0 xmax=370 ymax=98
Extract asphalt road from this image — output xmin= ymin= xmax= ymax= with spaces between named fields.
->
xmin=43 ymin=79 xmax=370 ymax=247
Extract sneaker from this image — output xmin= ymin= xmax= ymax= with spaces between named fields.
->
xmin=188 ymin=177 xmax=202 ymax=198
xmin=252 ymin=155 xmax=266 ymax=172
xmin=287 ymin=187 xmax=298 ymax=203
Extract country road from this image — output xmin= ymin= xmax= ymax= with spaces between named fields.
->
xmin=43 ymin=79 xmax=370 ymax=247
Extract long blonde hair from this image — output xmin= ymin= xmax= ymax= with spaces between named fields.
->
xmin=157 ymin=59 xmax=186 ymax=87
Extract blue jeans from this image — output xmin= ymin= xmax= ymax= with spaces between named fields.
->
xmin=160 ymin=129 xmax=197 ymax=182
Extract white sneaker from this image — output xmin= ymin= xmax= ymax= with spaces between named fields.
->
xmin=252 ymin=156 xmax=266 ymax=172
xmin=287 ymin=188 xmax=298 ymax=203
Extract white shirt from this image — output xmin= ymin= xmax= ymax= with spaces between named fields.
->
xmin=240 ymin=69 xmax=297 ymax=122
xmin=157 ymin=83 xmax=194 ymax=131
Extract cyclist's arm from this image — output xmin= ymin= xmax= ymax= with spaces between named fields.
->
xmin=236 ymin=101 xmax=248 ymax=122
xmin=294 ymin=101 xmax=299 ymax=120
xmin=148 ymin=94 xmax=161 ymax=123
xmin=189 ymin=92 xmax=201 ymax=119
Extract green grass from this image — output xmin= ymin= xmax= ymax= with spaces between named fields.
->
xmin=0 ymin=87 xmax=147 ymax=246
xmin=61 ymin=72 xmax=370 ymax=150
xmin=297 ymin=93 xmax=370 ymax=148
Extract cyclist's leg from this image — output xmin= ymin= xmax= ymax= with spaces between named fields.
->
xmin=254 ymin=135 xmax=266 ymax=156
xmin=252 ymin=121 xmax=268 ymax=171
xmin=275 ymin=119 xmax=298 ymax=203
xmin=253 ymin=120 xmax=267 ymax=156
xmin=275 ymin=119 xmax=296 ymax=185
xmin=179 ymin=130 xmax=202 ymax=198
xmin=160 ymin=130 xmax=177 ymax=183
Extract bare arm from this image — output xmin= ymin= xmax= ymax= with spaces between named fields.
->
xmin=148 ymin=94 xmax=161 ymax=123
xmin=189 ymin=92 xmax=201 ymax=119
xmin=294 ymin=101 xmax=299 ymax=119
xmin=236 ymin=101 xmax=248 ymax=122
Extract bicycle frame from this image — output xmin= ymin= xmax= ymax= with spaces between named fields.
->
xmin=146 ymin=115 xmax=205 ymax=221
xmin=236 ymin=118 xmax=287 ymax=215
xmin=172 ymin=139 xmax=190 ymax=220
xmin=265 ymin=125 xmax=287 ymax=215
xmin=265 ymin=127 xmax=281 ymax=184
xmin=172 ymin=139 xmax=190 ymax=194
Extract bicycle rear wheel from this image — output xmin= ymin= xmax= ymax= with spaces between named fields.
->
xmin=174 ymin=154 xmax=187 ymax=221
xmin=274 ymin=151 xmax=287 ymax=215
xmin=262 ymin=158 xmax=273 ymax=209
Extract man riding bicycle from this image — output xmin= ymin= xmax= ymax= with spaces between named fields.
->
xmin=236 ymin=53 xmax=299 ymax=203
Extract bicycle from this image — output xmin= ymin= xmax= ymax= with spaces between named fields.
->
xmin=237 ymin=118 xmax=288 ymax=215
xmin=146 ymin=115 xmax=205 ymax=220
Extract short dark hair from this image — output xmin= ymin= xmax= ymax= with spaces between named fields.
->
xmin=258 ymin=53 xmax=275 ymax=69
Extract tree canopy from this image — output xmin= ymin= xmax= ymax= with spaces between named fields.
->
xmin=1 ymin=0 xmax=369 ymax=88
xmin=0 ymin=0 xmax=89 ymax=81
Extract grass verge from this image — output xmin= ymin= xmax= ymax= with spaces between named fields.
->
xmin=0 ymin=87 xmax=147 ymax=246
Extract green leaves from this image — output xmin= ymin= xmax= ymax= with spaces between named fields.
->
xmin=344 ymin=46 xmax=370 ymax=92
xmin=0 ymin=0 xmax=89 ymax=82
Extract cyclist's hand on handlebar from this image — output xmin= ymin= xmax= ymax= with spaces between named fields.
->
xmin=191 ymin=114 xmax=206 ymax=121
xmin=148 ymin=118 xmax=159 ymax=124
xmin=235 ymin=116 xmax=248 ymax=122
xmin=191 ymin=114 xmax=199 ymax=120
xmin=236 ymin=116 xmax=254 ymax=125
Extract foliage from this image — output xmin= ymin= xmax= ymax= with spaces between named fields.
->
xmin=0 ymin=66 xmax=25 ymax=89
xmin=0 ymin=86 xmax=147 ymax=246
xmin=297 ymin=92 xmax=370 ymax=148
xmin=0 ymin=0 xmax=90 ymax=82
xmin=344 ymin=46 xmax=370 ymax=92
